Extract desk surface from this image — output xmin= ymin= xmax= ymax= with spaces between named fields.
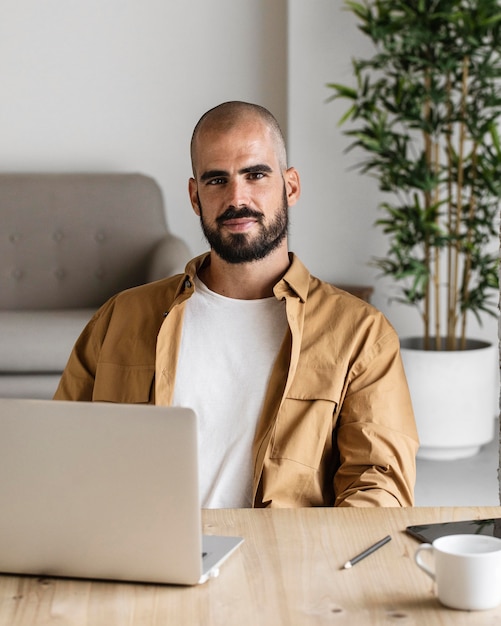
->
xmin=1 ymin=506 xmax=500 ymax=625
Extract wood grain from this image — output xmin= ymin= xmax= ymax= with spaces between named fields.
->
xmin=0 ymin=506 xmax=499 ymax=625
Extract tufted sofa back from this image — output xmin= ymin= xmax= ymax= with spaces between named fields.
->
xmin=1 ymin=173 xmax=181 ymax=310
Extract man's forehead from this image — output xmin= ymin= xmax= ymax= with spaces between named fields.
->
xmin=190 ymin=102 xmax=287 ymax=175
xmin=193 ymin=124 xmax=279 ymax=171
xmin=196 ymin=116 xmax=271 ymax=146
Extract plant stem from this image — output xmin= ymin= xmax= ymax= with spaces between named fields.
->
xmin=461 ymin=143 xmax=478 ymax=349
xmin=446 ymin=73 xmax=455 ymax=345
xmin=450 ymin=57 xmax=469 ymax=349
xmin=423 ymin=70 xmax=432 ymax=349
xmin=433 ymin=140 xmax=441 ymax=350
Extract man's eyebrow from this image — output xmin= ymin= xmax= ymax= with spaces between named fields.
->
xmin=240 ymin=164 xmax=273 ymax=175
xmin=200 ymin=164 xmax=273 ymax=182
xmin=200 ymin=169 xmax=228 ymax=182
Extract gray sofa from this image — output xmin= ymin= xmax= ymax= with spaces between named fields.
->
xmin=0 ymin=173 xmax=191 ymax=399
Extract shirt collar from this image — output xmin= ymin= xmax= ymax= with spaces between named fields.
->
xmin=180 ymin=251 xmax=310 ymax=303
xmin=274 ymin=253 xmax=310 ymax=303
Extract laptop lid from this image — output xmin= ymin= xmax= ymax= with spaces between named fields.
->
xmin=0 ymin=399 xmax=242 ymax=585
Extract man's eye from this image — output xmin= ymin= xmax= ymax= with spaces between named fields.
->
xmin=208 ymin=178 xmax=225 ymax=185
xmin=248 ymin=172 xmax=265 ymax=180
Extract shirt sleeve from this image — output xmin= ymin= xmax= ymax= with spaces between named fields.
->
xmin=333 ymin=329 xmax=419 ymax=507
xmin=53 ymin=298 xmax=116 ymax=401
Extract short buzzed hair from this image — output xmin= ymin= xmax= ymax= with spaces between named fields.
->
xmin=190 ymin=101 xmax=287 ymax=175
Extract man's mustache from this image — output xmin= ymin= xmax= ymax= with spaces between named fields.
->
xmin=216 ymin=207 xmax=264 ymax=224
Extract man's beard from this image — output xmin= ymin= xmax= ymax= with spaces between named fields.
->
xmin=198 ymin=186 xmax=289 ymax=264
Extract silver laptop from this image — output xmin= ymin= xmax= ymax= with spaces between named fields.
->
xmin=0 ymin=398 xmax=243 ymax=585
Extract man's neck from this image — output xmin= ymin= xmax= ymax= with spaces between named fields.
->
xmin=198 ymin=247 xmax=291 ymax=299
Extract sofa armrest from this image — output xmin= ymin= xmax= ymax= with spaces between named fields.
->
xmin=147 ymin=233 xmax=191 ymax=282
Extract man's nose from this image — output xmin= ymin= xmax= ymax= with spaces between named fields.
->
xmin=226 ymin=178 xmax=249 ymax=208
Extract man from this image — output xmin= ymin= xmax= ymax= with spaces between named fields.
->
xmin=55 ymin=101 xmax=419 ymax=508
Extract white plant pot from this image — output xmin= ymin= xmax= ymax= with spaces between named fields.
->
xmin=400 ymin=337 xmax=498 ymax=461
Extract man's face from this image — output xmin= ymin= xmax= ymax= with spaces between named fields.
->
xmin=189 ymin=117 xmax=300 ymax=264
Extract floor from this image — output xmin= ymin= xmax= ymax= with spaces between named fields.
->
xmin=414 ymin=420 xmax=500 ymax=506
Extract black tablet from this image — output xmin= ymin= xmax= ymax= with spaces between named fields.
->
xmin=406 ymin=518 xmax=501 ymax=543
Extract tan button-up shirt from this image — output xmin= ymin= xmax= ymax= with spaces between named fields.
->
xmin=55 ymin=253 xmax=419 ymax=507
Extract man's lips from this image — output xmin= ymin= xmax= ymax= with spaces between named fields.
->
xmin=217 ymin=208 xmax=263 ymax=231
xmin=221 ymin=217 xmax=257 ymax=231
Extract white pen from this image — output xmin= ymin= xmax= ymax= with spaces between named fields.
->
xmin=342 ymin=535 xmax=392 ymax=569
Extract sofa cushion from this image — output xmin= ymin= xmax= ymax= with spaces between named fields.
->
xmin=0 ymin=310 xmax=94 ymax=372
xmin=0 ymin=173 xmax=172 ymax=309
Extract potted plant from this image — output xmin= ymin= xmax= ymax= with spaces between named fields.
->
xmin=327 ymin=0 xmax=501 ymax=459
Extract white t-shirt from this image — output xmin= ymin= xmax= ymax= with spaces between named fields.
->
xmin=171 ymin=276 xmax=287 ymax=508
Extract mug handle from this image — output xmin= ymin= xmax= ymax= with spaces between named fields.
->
xmin=414 ymin=543 xmax=435 ymax=580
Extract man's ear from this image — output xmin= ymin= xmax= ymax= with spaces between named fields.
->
xmin=188 ymin=178 xmax=201 ymax=216
xmin=285 ymin=167 xmax=301 ymax=207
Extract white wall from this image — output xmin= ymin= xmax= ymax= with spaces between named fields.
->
xmin=287 ymin=0 xmax=498 ymax=346
xmin=0 ymin=0 xmax=287 ymax=256
xmin=1 ymin=0 xmax=497 ymax=346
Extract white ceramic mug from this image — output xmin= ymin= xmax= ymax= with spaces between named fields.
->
xmin=414 ymin=534 xmax=501 ymax=610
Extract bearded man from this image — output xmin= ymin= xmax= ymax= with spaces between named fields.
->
xmin=55 ymin=101 xmax=419 ymax=509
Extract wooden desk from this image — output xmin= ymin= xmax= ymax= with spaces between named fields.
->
xmin=1 ymin=506 xmax=500 ymax=625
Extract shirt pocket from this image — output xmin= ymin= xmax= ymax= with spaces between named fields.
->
xmin=269 ymin=365 xmax=342 ymax=470
xmin=93 ymin=362 xmax=154 ymax=403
